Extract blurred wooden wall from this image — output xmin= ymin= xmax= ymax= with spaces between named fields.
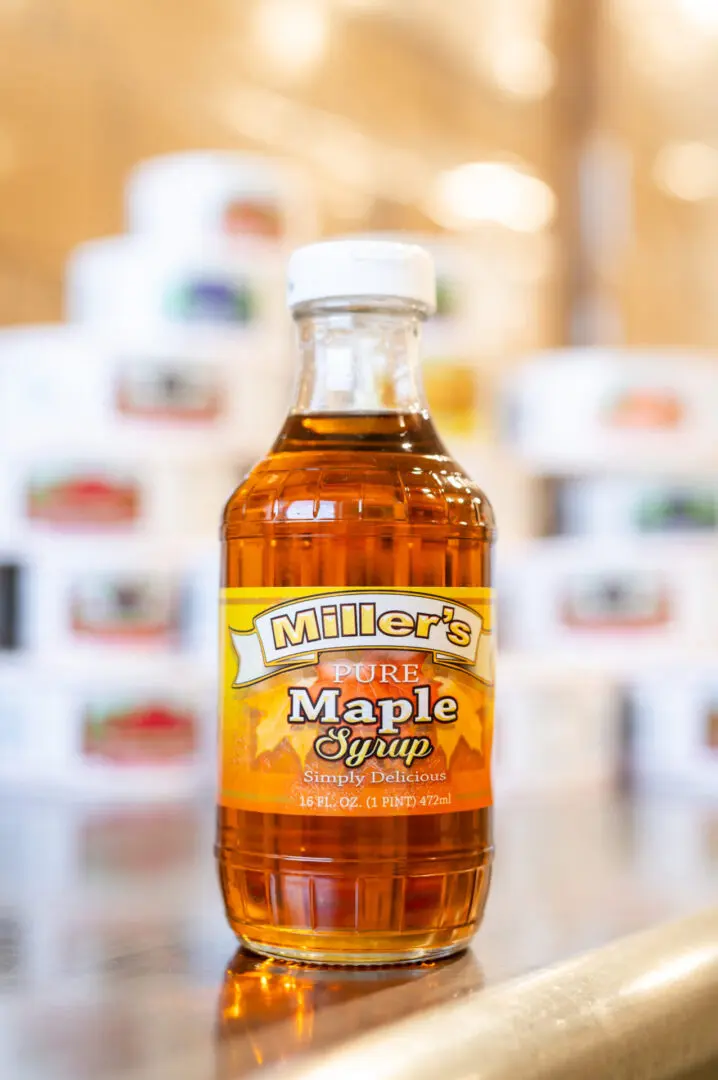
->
xmin=0 ymin=0 xmax=565 ymax=334
xmin=4 ymin=0 xmax=718 ymax=350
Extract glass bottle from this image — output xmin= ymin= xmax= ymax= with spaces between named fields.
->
xmin=217 ymin=240 xmax=495 ymax=964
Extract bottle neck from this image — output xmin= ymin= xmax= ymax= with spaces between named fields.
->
xmin=290 ymin=301 xmax=428 ymax=415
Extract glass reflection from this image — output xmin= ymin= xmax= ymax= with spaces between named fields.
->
xmin=216 ymin=946 xmax=483 ymax=1075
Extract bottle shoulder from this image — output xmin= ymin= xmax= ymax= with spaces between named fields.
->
xmin=223 ymin=448 xmax=496 ymax=536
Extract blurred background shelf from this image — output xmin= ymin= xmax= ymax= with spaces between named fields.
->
xmin=0 ymin=0 xmax=716 ymax=807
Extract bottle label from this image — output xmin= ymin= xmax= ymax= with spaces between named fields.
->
xmin=219 ymin=587 xmax=494 ymax=817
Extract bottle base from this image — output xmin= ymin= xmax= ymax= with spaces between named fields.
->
xmin=219 ymin=849 xmax=493 ymax=968
xmin=238 ymin=933 xmax=473 ymax=967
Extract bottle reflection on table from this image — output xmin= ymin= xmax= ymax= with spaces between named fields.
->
xmin=216 ymin=945 xmax=483 ymax=1076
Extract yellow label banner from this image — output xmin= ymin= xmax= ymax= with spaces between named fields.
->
xmin=219 ymin=586 xmax=494 ymax=817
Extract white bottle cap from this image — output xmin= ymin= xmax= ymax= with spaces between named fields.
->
xmin=287 ymin=239 xmax=436 ymax=313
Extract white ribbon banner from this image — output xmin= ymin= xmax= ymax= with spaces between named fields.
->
xmin=229 ymin=591 xmax=493 ymax=688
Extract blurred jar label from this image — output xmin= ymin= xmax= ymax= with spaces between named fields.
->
xmin=219 ymin=586 xmax=494 ymax=817
xmin=115 ymin=359 xmax=225 ymax=422
xmin=602 ymin=389 xmax=685 ymax=430
xmin=164 ymin=276 xmax=257 ymax=323
xmin=82 ymin=699 xmax=198 ymax=764
xmin=69 ymin=574 xmax=180 ymax=643
xmin=25 ymin=470 xmax=142 ymax=528
xmin=223 ymin=197 xmax=282 ymax=239
xmin=423 ymin=359 xmax=487 ymax=438
xmin=560 ymin=573 xmax=671 ymax=630
xmin=434 ymin=274 xmax=459 ymax=319
xmin=635 ymin=489 xmax=718 ymax=532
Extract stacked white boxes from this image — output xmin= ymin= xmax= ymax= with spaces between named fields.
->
xmin=0 ymin=151 xmax=317 ymax=798
xmin=501 ymin=348 xmax=718 ymax=797
xmin=11 ymin=170 xmax=709 ymax=801
xmin=374 ymin=233 xmax=542 ymax=548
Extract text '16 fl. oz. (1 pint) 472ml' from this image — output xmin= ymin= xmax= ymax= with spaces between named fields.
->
xmin=217 ymin=239 xmax=495 ymax=964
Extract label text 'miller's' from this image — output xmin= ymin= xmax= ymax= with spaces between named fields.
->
xmin=270 ymin=599 xmax=472 ymax=651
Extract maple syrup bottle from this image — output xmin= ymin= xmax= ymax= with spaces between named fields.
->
xmin=218 ymin=240 xmax=495 ymax=964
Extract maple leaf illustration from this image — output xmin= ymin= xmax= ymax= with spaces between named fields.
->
xmin=249 ymin=671 xmax=320 ymax=765
xmin=430 ymin=667 xmax=485 ymax=763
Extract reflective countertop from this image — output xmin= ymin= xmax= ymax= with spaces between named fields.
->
xmin=1 ymin=790 xmax=716 ymax=1079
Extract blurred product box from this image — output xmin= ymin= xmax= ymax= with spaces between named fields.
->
xmin=107 ymin=338 xmax=289 ymax=456
xmin=0 ymin=324 xmax=289 ymax=459
xmin=126 ymin=151 xmax=317 ymax=244
xmin=65 ymin=236 xmax=286 ymax=334
xmin=630 ymin=670 xmax=718 ymax=799
xmin=500 ymin=538 xmax=718 ymax=664
xmin=494 ymin=661 xmax=621 ymax=795
xmin=0 ymin=449 xmax=239 ymax=541
xmin=0 ymin=326 xmax=107 ymax=443
xmin=506 ymin=349 xmax=718 ymax=474
xmin=23 ymin=539 xmax=208 ymax=660
xmin=45 ymin=668 xmax=215 ymax=800
xmin=558 ymin=476 xmax=718 ymax=536
xmin=0 ymin=659 xmax=215 ymax=797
